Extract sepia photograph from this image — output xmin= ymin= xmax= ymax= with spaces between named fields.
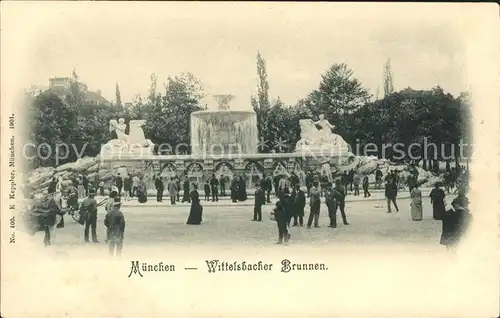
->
xmin=1 ymin=2 xmax=498 ymax=317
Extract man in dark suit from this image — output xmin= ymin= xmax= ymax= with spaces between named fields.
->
xmin=115 ymin=173 xmax=123 ymax=197
xmin=291 ymin=184 xmax=306 ymax=227
xmin=219 ymin=174 xmax=227 ymax=197
xmin=82 ymin=190 xmax=99 ymax=243
xmin=332 ymin=179 xmax=349 ymax=226
xmin=154 ymin=174 xmax=164 ymax=202
xmin=209 ymin=174 xmax=219 ymax=202
xmin=274 ymin=194 xmax=292 ymax=244
xmin=253 ymin=183 xmax=266 ymax=221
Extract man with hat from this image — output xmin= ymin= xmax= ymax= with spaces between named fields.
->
xmin=82 ymin=189 xmax=99 ymax=243
xmin=105 ymin=197 xmax=126 ymax=256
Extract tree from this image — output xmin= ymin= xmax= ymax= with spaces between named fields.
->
xmin=115 ymin=83 xmax=122 ymax=107
xmin=252 ymin=51 xmax=273 ymax=151
xmin=383 ymin=59 xmax=394 ymax=96
xmin=139 ymin=73 xmax=205 ymax=152
xmin=256 ymin=51 xmax=270 ymax=109
xmin=304 ymin=63 xmax=371 ymax=119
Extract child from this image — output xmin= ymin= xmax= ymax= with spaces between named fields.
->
xmin=204 ymin=180 xmax=210 ymax=201
xmin=98 ymin=181 xmax=104 ymax=196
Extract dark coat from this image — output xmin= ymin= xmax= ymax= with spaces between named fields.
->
xmin=104 ymin=208 xmax=126 ymax=240
xmin=292 ymin=189 xmax=306 ymax=216
xmin=155 ymin=178 xmax=164 ymax=190
xmin=254 ymin=188 xmax=266 ymax=207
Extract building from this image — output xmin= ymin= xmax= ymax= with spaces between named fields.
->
xmin=47 ymin=76 xmax=111 ymax=106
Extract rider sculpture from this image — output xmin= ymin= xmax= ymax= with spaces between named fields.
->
xmin=102 ymin=118 xmax=154 ymax=157
xmin=295 ymin=114 xmax=349 ymax=155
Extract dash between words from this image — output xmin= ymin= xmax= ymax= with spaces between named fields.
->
xmin=128 ymin=259 xmax=328 ymax=277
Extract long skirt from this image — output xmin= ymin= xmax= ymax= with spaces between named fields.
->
xmin=187 ymin=203 xmax=203 ymax=225
xmin=410 ymin=201 xmax=423 ymax=221
xmin=432 ymin=202 xmax=445 ymax=220
xmin=137 ymin=191 xmax=147 ymax=203
xmin=78 ymin=185 xmax=86 ymax=198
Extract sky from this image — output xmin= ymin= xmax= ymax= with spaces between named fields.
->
xmin=4 ymin=2 xmax=483 ymax=110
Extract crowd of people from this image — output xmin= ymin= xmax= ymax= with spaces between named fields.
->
xmin=23 ymin=163 xmax=471 ymax=253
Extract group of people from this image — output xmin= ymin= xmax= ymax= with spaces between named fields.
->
xmin=104 ymin=173 xmax=148 ymax=203
xmin=250 ymin=176 xmax=349 ymax=244
xmin=28 ymin=162 xmax=471 ymax=253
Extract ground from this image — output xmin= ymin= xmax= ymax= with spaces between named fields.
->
xmin=7 ymin=190 xmax=496 ymax=318
xmin=35 ymin=189 xmax=444 ymax=251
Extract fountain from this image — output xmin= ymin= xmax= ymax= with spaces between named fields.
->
xmin=190 ymin=95 xmax=258 ymax=156
xmin=96 ymin=94 xmax=390 ymax=192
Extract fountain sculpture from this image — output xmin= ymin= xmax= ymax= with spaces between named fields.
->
xmin=190 ymin=95 xmax=259 ymax=156
xmin=94 ymin=94 xmax=386 ymax=190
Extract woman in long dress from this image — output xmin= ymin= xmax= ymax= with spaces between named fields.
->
xmin=410 ymin=185 xmax=423 ymax=221
xmin=429 ymin=182 xmax=446 ymax=220
xmin=237 ymin=175 xmax=247 ymax=202
xmin=186 ymin=184 xmax=203 ymax=225
xmin=136 ymin=179 xmax=148 ymax=203
xmin=440 ymin=187 xmax=471 ymax=249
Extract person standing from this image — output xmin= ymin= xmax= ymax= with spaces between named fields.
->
xmin=253 ymin=183 xmax=266 ymax=221
xmin=175 ymin=176 xmax=181 ymax=202
xmin=333 ymin=179 xmax=349 ymax=226
xmin=83 ymin=174 xmax=90 ymax=196
xmin=385 ymin=180 xmax=399 ymax=213
xmin=77 ymin=174 xmax=86 ymax=199
xmin=204 ymin=180 xmax=210 ymax=201
xmin=155 ymin=174 xmax=164 ymax=202
xmin=219 ymin=174 xmax=227 ymax=197
xmin=82 ymin=190 xmax=99 ymax=243
xmin=305 ymin=172 xmax=313 ymax=197
xmin=410 ymin=184 xmax=423 ymax=221
xmin=278 ymin=175 xmax=288 ymax=198
xmin=273 ymin=174 xmax=280 ymax=198
xmin=341 ymin=171 xmax=349 ymax=194
xmin=264 ymin=175 xmax=272 ymax=203
xmin=104 ymin=190 xmax=118 ymax=243
xmin=136 ymin=178 xmax=148 ymax=203
xmin=230 ymin=176 xmax=238 ymax=203
xmin=440 ymin=187 xmax=471 ymax=250
xmin=291 ymin=184 xmax=306 ymax=227
xmin=289 ymin=172 xmax=300 ymax=189
xmin=186 ymin=184 xmax=203 ymax=225
xmin=430 ymin=182 xmax=446 ymax=220
xmin=306 ymin=181 xmax=321 ymax=228
xmin=47 ymin=177 xmax=58 ymax=194
xmin=98 ymin=180 xmax=105 ymax=196
xmin=167 ymin=177 xmax=178 ymax=205
xmin=375 ymin=169 xmax=383 ymax=189
xmin=348 ymin=169 xmax=355 ymax=192
xmin=115 ymin=173 xmax=123 ymax=197
xmin=37 ymin=193 xmax=63 ymax=246
xmin=274 ymin=195 xmax=291 ymax=244
xmin=362 ymin=175 xmax=371 ymax=197
xmin=210 ymin=174 xmax=219 ymax=202
xmin=182 ymin=177 xmax=191 ymax=203
xmin=104 ymin=197 xmax=126 ymax=256
xmin=238 ymin=175 xmax=247 ymax=202
xmin=132 ymin=175 xmax=139 ymax=197
xmin=353 ymin=173 xmax=360 ymax=196
xmin=123 ymin=174 xmax=132 ymax=201
xmin=325 ymin=183 xmax=337 ymax=228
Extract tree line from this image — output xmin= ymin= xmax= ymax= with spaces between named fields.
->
xmin=24 ymin=54 xmax=470 ymax=170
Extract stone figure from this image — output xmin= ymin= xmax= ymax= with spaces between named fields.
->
xmin=295 ymin=116 xmax=349 ymax=155
xmin=114 ymin=118 xmax=128 ymax=142
xmin=102 ymin=118 xmax=154 ymax=157
xmin=314 ymin=114 xmax=335 ymax=144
